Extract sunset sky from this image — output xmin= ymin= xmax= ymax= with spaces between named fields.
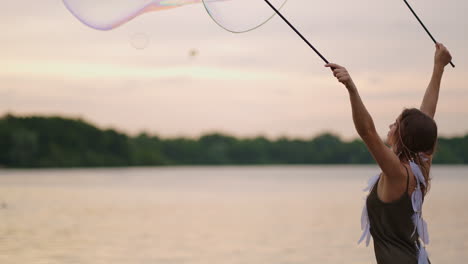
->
xmin=1 ymin=0 xmax=467 ymax=140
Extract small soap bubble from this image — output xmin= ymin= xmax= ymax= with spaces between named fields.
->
xmin=130 ymin=33 xmax=150 ymax=50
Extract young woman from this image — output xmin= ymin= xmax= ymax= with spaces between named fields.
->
xmin=325 ymin=43 xmax=452 ymax=264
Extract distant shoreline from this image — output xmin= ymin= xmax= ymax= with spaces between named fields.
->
xmin=1 ymin=114 xmax=467 ymax=168
xmin=2 ymin=164 xmax=468 ymax=171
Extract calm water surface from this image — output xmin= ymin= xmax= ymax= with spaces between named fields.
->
xmin=0 ymin=166 xmax=467 ymax=264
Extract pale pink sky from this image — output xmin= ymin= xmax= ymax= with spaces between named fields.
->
xmin=1 ymin=0 xmax=467 ymax=139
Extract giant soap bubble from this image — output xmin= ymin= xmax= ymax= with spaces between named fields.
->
xmin=202 ymin=0 xmax=287 ymax=33
xmin=63 ymin=0 xmax=204 ymax=31
xmin=63 ymin=0 xmax=287 ymax=32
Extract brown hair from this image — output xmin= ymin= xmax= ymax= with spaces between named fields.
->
xmin=392 ymin=108 xmax=438 ymax=195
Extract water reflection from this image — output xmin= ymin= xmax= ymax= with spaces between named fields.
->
xmin=0 ymin=166 xmax=466 ymax=264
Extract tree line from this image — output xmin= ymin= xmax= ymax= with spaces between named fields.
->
xmin=0 ymin=114 xmax=466 ymax=168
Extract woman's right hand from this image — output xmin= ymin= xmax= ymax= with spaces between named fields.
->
xmin=434 ymin=43 xmax=452 ymax=68
xmin=325 ymin=63 xmax=356 ymax=91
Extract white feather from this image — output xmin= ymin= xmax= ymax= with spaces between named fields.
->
xmin=365 ymin=229 xmax=371 ymax=246
xmin=411 ymin=213 xmax=419 ymax=237
xmin=418 ymin=245 xmax=429 ymax=264
xmin=412 ymin=188 xmax=423 ymax=212
xmin=360 ymin=203 xmax=367 ymax=230
xmin=410 ymin=161 xmax=426 ymax=187
xmin=419 ymin=152 xmax=430 ymax=162
xmin=363 ymin=174 xmax=380 ymax=192
xmin=420 ymin=217 xmax=429 ymax=245
xmin=357 ymin=223 xmax=368 ymax=245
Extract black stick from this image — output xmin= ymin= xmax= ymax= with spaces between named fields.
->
xmin=403 ymin=0 xmax=455 ymax=68
xmin=263 ymin=0 xmax=330 ymax=64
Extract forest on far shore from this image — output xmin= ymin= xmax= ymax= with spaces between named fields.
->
xmin=0 ymin=115 xmax=467 ymax=168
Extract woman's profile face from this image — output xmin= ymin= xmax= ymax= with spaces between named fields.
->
xmin=386 ymin=116 xmax=399 ymax=146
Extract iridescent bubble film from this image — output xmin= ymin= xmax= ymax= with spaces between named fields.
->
xmin=63 ymin=0 xmax=286 ymax=32
xmin=202 ymin=0 xmax=288 ymax=33
xmin=63 ymin=0 xmax=204 ymax=30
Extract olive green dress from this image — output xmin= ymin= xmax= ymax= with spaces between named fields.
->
xmin=366 ymin=166 xmax=430 ymax=264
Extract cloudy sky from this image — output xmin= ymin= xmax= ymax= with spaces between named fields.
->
xmin=1 ymin=0 xmax=466 ymax=139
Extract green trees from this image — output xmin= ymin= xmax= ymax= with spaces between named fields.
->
xmin=433 ymin=136 xmax=468 ymax=163
xmin=0 ymin=115 xmax=132 ymax=167
xmin=0 ymin=114 xmax=466 ymax=168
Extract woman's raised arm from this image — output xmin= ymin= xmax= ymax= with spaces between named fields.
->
xmin=325 ymin=63 xmax=406 ymax=184
xmin=420 ymin=43 xmax=452 ymax=119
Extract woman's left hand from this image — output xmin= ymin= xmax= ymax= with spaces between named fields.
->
xmin=325 ymin=63 xmax=355 ymax=90
xmin=434 ymin=43 xmax=452 ymax=68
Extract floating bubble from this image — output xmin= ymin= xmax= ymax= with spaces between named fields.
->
xmin=63 ymin=0 xmax=286 ymax=33
xmin=130 ymin=33 xmax=150 ymax=49
xmin=62 ymin=0 xmax=204 ymax=31
xmin=202 ymin=0 xmax=288 ymax=33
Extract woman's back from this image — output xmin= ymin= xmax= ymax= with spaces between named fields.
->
xmin=366 ymin=166 xmax=420 ymax=263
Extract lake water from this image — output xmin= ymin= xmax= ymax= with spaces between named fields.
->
xmin=0 ymin=166 xmax=467 ymax=264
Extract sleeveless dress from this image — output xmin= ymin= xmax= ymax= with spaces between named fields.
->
xmin=358 ymin=160 xmax=430 ymax=264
